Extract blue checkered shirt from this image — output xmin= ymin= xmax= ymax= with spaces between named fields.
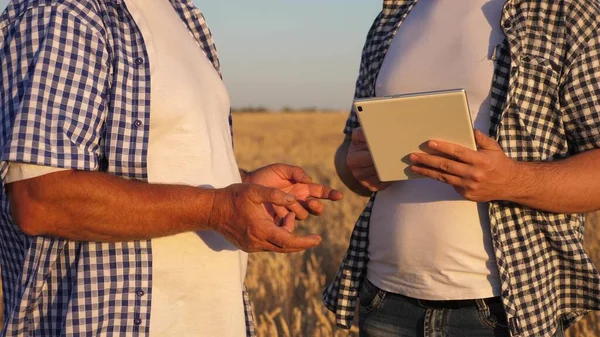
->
xmin=323 ymin=1 xmax=600 ymax=337
xmin=0 ymin=0 xmax=255 ymax=336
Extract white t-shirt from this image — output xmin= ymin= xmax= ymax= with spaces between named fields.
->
xmin=367 ymin=0 xmax=506 ymax=300
xmin=7 ymin=0 xmax=247 ymax=335
xmin=123 ymin=0 xmax=247 ymax=336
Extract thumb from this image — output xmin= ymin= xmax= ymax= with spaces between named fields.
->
xmin=474 ymin=129 xmax=501 ymax=150
xmin=252 ymin=185 xmax=296 ymax=206
xmin=278 ymin=165 xmax=312 ymax=184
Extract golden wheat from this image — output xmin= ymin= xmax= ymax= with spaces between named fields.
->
xmin=0 ymin=112 xmax=597 ymax=337
xmin=233 ymin=112 xmax=600 ymax=337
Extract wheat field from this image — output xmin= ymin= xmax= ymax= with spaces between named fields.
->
xmin=233 ymin=112 xmax=600 ymax=337
xmin=0 ymin=112 xmax=598 ymax=336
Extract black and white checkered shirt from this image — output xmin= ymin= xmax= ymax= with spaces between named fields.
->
xmin=323 ymin=1 xmax=600 ymax=336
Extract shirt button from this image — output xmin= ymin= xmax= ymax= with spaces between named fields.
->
xmin=133 ymin=120 xmax=143 ymax=128
xmin=134 ymin=317 xmax=142 ymax=325
xmin=135 ymin=57 xmax=144 ymax=65
xmin=136 ymin=289 xmax=145 ymax=297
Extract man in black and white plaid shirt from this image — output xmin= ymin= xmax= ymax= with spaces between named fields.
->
xmin=324 ymin=1 xmax=600 ymax=337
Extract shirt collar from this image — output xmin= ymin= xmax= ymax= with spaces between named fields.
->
xmin=382 ymin=0 xmax=415 ymax=16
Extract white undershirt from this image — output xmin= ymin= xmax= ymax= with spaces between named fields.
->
xmin=367 ymin=0 xmax=505 ymax=300
xmin=124 ymin=0 xmax=247 ymax=335
xmin=7 ymin=1 xmax=248 ymax=335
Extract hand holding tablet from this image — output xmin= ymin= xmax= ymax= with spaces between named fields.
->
xmin=353 ymin=89 xmax=477 ymax=182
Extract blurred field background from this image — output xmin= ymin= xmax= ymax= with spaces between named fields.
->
xmin=233 ymin=112 xmax=600 ymax=337
xmin=0 ymin=112 xmax=598 ymax=336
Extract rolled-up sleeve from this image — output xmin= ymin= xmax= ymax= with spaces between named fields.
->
xmin=0 ymin=5 xmax=110 ymax=179
xmin=561 ymin=29 xmax=600 ymax=154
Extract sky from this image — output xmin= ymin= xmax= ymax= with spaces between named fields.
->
xmin=0 ymin=1 xmax=381 ymax=110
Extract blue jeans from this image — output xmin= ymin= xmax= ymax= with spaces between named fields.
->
xmin=358 ymin=279 xmax=564 ymax=337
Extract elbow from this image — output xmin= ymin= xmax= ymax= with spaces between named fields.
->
xmin=14 ymin=210 xmax=48 ymax=237
xmin=6 ymin=183 xmax=55 ymax=237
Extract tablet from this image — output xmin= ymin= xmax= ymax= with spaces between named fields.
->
xmin=353 ymin=89 xmax=476 ymax=182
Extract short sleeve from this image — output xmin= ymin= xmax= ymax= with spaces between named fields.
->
xmin=5 ymin=162 xmax=69 ymax=184
xmin=0 ymin=6 xmax=110 ymax=177
xmin=343 ymin=13 xmax=383 ymax=136
xmin=561 ymin=31 xmax=600 ymax=154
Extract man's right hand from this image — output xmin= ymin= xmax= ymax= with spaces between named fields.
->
xmin=347 ymin=127 xmax=391 ymax=192
xmin=209 ymin=183 xmax=322 ymax=253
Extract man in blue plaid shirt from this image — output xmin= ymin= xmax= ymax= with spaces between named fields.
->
xmin=0 ymin=0 xmax=342 ymax=336
xmin=325 ymin=1 xmax=600 ymax=337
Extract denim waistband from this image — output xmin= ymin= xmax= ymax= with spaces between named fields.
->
xmin=365 ymin=279 xmax=502 ymax=310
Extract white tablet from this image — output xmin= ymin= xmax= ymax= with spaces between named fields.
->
xmin=353 ymin=89 xmax=476 ymax=182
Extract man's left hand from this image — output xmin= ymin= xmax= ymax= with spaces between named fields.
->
xmin=409 ymin=129 xmax=519 ymax=202
xmin=242 ymin=164 xmax=343 ymax=220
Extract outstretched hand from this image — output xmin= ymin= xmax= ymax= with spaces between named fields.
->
xmin=243 ymin=164 xmax=343 ymax=220
xmin=210 ymin=183 xmax=324 ymax=253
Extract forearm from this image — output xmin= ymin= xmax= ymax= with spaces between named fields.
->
xmin=335 ymin=138 xmax=372 ymax=197
xmin=7 ymin=170 xmax=217 ymax=241
xmin=507 ymin=149 xmax=600 ymax=213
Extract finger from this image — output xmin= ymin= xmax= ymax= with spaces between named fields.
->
xmin=276 ymin=164 xmax=313 ymax=184
xmin=474 ymin=129 xmax=502 ymax=151
xmin=351 ymin=127 xmax=366 ymax=145
xmin=272 ymin=205 xmax=290 ymax=220
xmin=350 ymin=141 xmax=369 ymax=152
xmin=409 ymin=153 xmax=472 ymax=178
xmin=411 ymin=165 xmax=465 ymax=186
xmin=329 ymin=189 xmax=344 ymax=201
xmin=265 ymin=226 xmax=321 ymax=252
xmin=427 ymin=140 xmax=480 ymax=164
xmin=261 ymin=242 xmax=317 ymax=254
xmin=350 ymin=168 xmax=386 ymax=191
xmin=351 ymin=166 xmax=379 ymax=181
xmin=300 ymin=198 xmax=325 ymax=216
xmin=362 ymin=176 xmax=385 ymax=192
xmin=304 ymin=184 xmax=343 ymax=201
xmin=347 ymin=150 xmax=375 ymax=169
xmin=279 ymin=212 xmax=297 ymax=233
xmin=284 ymin=201 xmax=310 ymax=220
xmin=252 ymin=185 xmax=296 ymax=206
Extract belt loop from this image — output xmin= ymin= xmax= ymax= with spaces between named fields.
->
xmin=509 ymin=317 xmax=521 ymax=336
xmin=475 ymin=299 xmax=488 ymax=311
